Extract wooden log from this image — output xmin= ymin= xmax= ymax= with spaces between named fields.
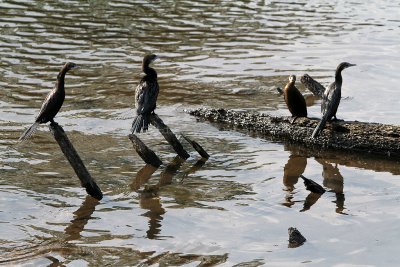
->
xmin=128 ymin=134 xmax=163 ymax=168
xmin=187 ymin=108 xmax=400 ymax=159
xmin=149 ymin=114 xmax=190 ymax=159
xmin=49 ymin=122 xmax=103 ymax=200
xmin=181 ymin=134 xmax=210 ymax=159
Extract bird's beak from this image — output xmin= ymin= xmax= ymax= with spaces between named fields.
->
xmin=349 ymin=63 xmax=356 ymax=67
xmin=72 ymin=65 xmax=80 ymax=69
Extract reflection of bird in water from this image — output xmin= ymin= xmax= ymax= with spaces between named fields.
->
xmin=312 ymin=62 xmax=356 ymax=138
xmin=315 ymin=158 xmax=346 ymax=214
xmin=283 ymin=75 xmax=307 ymax=122
xmin=283 ymin=154 xmax=307 ymax=191
xmin=131 ymin=54 xmax=160 ymax=133
xmin=282 ymin=154 xmax=307 ymax=208
xmin=18 ymin=62 xmax=79 ymax=142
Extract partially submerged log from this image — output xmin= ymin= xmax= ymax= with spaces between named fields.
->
xmin=50 ymin=122 xmax=103 ymax=200
xmin=187 ymin=108 xmax=400 ymax=159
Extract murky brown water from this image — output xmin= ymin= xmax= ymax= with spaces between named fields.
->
xmin=1 ymin=0 xmax=400 ymax=266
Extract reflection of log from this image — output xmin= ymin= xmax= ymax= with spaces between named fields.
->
xmin=50 ymin=122 xmax=103 ymax=200
xmin=150 ymin=114 xmax=190 ymax=159
xmin=187 ymin=108 xmax=400 ymax=159
xmin=128 ymin=134 xmax=163 ymax=168
xmin=181 ymin=134 xmax=210 ymax=159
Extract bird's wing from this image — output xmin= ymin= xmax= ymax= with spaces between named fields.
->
xmin=135 ymin=80 xmax=159 ymax=115
xmin=135 ymin=80 xmax=147 ymax=114
xmin=321 ymin=82 xmax=335 ymax=115
xmin=35 ymin=89 xmax=61 ymax=122
xmin=142 ymin=81 xmax=159 ymax=114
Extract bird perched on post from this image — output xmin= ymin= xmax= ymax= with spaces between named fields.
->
xmin=131 ymin=54 xmax=160 ymax=133
xmin=283 ymin=75 xmax=307 ymax=123
xmin=18 ymin=62 xmax=79 ymax=142
xmin=311 ymin=62 xmax=356 ymax=138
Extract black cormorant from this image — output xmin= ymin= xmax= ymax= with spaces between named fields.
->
xmin=18 ymin=62 xmax=79 ymax=142
xmin=131 ymin=54 xmax=159 ymax=133
xmin=283 ymin=75 xmax=307 ymax=122
xmin=311 ymin=62 xmax=356 ymax=138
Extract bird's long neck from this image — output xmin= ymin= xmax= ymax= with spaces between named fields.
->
xmin=143 ymin=64 xmax=157 ymax=79
xmin=56 ymin=66 xmax=69 ymax=91
xmin=334 ymin=67 xmax=343 ymax=88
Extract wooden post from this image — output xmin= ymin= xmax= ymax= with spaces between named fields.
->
xmin=128 ymin=134 xmax=163 ymax=168
xmin=50 ymin=122 xmax=103 ymax=200
xmin=181 ymin=134 xmax=210 ymax=159
xmin=150 ymin=114 xmax=190 ymax=159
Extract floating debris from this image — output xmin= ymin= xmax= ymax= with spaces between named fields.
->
xmin=300 ymin=175 xmax=326 ymax=194
xmin=288 ymin=227 xmax=307 ymax=248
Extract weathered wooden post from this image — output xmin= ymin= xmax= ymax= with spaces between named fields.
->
xmin=150 ymin=114 xmax=190 ymax=159
xmin=128 ymin=134 xmax=163 ymax=168
xmin=50 ymin=122 xmax=103 ymax=200
xmin=181 ymin=134 xmax=210 ymax=159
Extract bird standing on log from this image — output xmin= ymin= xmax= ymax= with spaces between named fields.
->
xmin=131 ymin=54 xmax=159 ymax=133
xmin=283 ymin=75 xmax=307 ymax=123
xmin=18 ymin=62 xmax=79 ymax=142
xmin=311 ymin=62 xmax=356 ymax=138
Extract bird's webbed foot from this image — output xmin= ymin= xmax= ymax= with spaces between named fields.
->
xmin=290 ymin=116 xmax=299 ymax=124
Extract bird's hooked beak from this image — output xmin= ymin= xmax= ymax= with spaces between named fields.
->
xmin=348 ymin=63 xmax=356 ymax=67
xmin=72 ymin=65 xmax=80 ymax=69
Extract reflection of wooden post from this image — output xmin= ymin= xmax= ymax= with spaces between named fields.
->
xmin=159 ymin=156 xmax=184 ymax=186
xmin=50 ymin=122 xmax=103 ymax=200
xmin=150 ymin=114 xmax=190 ymax=159
xmin=128 ymin=134 xmax=163 ymax=168
xmin=64 ymin=195 xmax=99 ymax=241
xmin=130 ymin=164 xmax=158 ymax=191
xmin=181 ymin=134 xmax=210 ymax=159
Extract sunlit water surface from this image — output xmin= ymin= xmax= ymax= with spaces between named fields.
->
xmin=1 ymin=0 xmax=400 ymax=266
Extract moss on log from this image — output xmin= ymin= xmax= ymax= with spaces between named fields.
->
xmin=187 ymin=108 xmax=400 ymax=159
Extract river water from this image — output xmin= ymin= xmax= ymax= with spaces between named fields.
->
xmin=1 ymin=0 xmax=400 ymax=266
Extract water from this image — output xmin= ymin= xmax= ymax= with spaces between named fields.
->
xmin=1 ymin=0 xmax=400 ymax=266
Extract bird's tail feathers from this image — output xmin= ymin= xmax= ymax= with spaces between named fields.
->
xmin=18 ymin=122 xmax=40 ymax=143
xmin=311 ymin=116 xmax=328 ymax=139
xmin=131 ymin=114 xmax=150 ymax=133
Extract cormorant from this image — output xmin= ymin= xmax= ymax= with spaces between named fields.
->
xmin=18 ymin=62 xmax=79 ymax=142
xmin=283 ymin=75 xmax=307 ymax=122
xmin=311 ymin=62 xmax=356 ymax=138
xmin=131 ymin=54 xmax=159 ymax=133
